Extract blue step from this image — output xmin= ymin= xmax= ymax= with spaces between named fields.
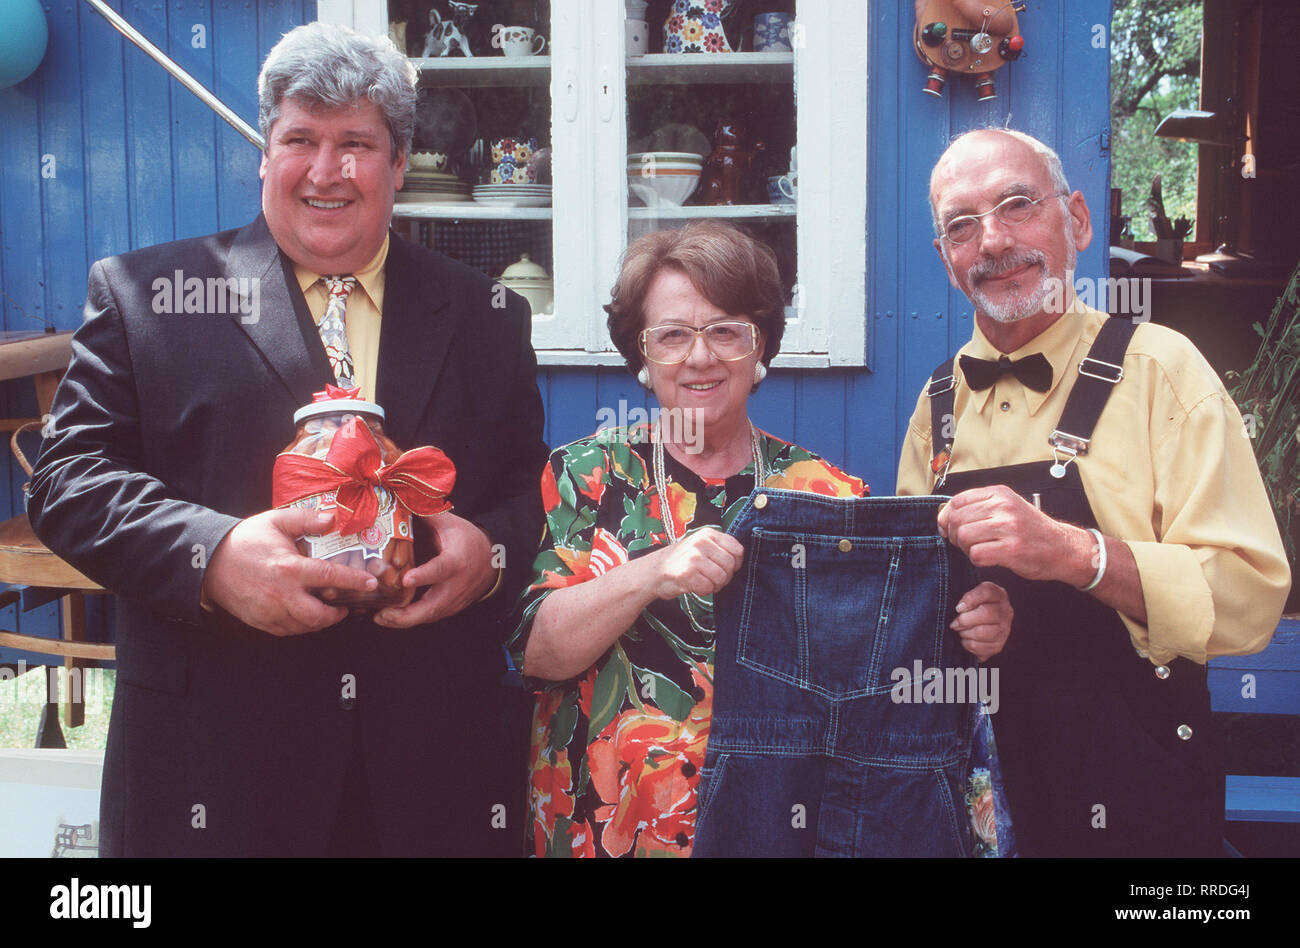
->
xmin=1226 ymin=775 xmax=1300 ymax=823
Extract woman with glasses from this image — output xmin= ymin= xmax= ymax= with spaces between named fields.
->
xmin=509 ymin=221 xmax=1012 ymax=857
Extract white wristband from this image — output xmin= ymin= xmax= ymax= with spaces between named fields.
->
xmin=1079 ymin=528 xmax=1106 ymax=592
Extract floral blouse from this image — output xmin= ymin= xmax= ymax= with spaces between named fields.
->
xmin=508 ymin=424 xmax=869 ymax=857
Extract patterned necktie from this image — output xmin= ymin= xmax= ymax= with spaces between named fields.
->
xmin=319 ymin=275 xmax=357 ymax=387
xmin=959 ymin=352 xmax=1053 ymax=393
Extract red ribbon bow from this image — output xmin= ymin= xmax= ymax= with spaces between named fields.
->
xmin=272 ymin=417 xmax=456 ymax=534
xmin=315 ymin=384 xmax=363 ymax=402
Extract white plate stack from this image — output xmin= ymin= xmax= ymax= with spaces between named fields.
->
xmin=398 ymin=170 xmax=473 ymax=204
xmin=471 ymin=184 xmax=553 ymax=207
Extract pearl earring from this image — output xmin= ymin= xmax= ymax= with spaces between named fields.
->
xmin=753 ymin=362 xmax=767 ymax=386
xmin=637 ymin=366 xmax=651 ymax=389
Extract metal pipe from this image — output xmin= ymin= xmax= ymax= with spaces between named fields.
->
xmin=83 ymin=0 xmax=265 ymax=150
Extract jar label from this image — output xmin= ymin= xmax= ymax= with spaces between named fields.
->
xmin=291 ymin=487 xmax=411 ymax=560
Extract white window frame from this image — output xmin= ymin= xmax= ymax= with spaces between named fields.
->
xmin=326 ymin=0 xmax=868 ymax=367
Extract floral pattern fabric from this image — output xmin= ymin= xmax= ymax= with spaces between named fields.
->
xmin=510 ymin=425 xmax=867 ymax=857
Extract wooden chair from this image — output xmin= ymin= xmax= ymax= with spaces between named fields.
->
xmin=0 ymin=417 xmax=112 ymax=743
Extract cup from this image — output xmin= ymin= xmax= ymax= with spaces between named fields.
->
xmin=626 ymin=18 xmax=649 ymax=55
xmin=497 ymin=25 xmax=546 ymax=56
xmin=768 ymin=174 xmax=796 ymax=204
xmin=753 ymin=13 xmax=793 ymax=52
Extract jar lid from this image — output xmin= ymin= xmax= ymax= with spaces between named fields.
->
xmin=499 ymin=253 xmax=550 ymax=281
xmin=294 ymin=398 xmax=385 ymax=425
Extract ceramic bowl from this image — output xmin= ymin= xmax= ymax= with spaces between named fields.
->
xmin=627 ymin=166 xmax=700 ymax=206
xmin=627 ymin=151 xmax=704 ymax=167
xmin=408 ymin=151 xmax=451 ymax=171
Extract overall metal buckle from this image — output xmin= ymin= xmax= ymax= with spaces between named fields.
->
xmin=1048 ymin=430 xmax=1089 ymax=478
xmin=926 ymin=374 xmax=955 ymax=397
xmin=1078 ymin=357 xmax=1124 ymax=383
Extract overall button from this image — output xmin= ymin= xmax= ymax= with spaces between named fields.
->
xmin=1154 ymin=665 xmax=1170 ymax=680
xmin=838 ymin=538 xmax=853 ymax=552
xmin=753 ymin=493 xmax=768 ymax=510
xmin=1176 ymin=724 xmax=1193 ymax=741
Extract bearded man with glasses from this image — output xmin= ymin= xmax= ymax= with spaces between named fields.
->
xmin=896 ymin=128 xmax=1289 ymax=856
xmin=508 ymin=219 xmax=1013 ymax=857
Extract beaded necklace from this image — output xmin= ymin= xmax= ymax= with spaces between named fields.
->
xmin=651 ymin=420 xmax=766 ymax=633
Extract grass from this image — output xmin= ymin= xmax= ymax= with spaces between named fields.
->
xmin=0 ymin=666 xmax=114 ymax=750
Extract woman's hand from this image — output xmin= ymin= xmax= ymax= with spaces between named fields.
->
xmin=951 ymin=581 xmax=1013 ymax=662
xmin=526 ymin=527 xmax=743 ymax=682
xmin=646 ymin=527 xmax=745 ymax=600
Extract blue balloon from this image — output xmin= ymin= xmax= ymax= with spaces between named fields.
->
xmin=0 ymin=0 xmax=50 ymax=90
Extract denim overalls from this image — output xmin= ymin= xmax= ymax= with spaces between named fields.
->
xmin=693 ymin=492 xmax=995 ymax=857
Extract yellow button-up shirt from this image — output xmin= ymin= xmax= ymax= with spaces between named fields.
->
xmin=896 ymin=303 xmax=1290 ymax=665
xmin=293 ymin=235 xmax=388 ymax=403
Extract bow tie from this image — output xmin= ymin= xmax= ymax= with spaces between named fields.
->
xmin=959 ymin=353 xmax=1053 ymax=392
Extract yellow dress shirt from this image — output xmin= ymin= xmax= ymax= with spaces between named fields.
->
xmin=896 ymin=303 xmax=1290 ymax=666
xmin=293 ymin=235 xmax=388 ymax=403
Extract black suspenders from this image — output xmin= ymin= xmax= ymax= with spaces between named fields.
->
xmin=926 ymin=317 xmax=1139 ymax=488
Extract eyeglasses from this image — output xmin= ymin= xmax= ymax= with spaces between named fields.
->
xmin=941 ymin=193 xmax=1068 ymax=244
xmin=639 ymin=320 xmax=759 ymax=365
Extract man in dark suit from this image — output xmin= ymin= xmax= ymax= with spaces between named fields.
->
xmin=27 ymin=21 xmax=546 ymax=856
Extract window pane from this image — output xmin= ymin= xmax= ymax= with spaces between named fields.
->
xmin=1110 ymin=0 xmax=1204 ymax=242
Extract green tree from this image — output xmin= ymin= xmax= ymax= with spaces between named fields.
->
xmin=1110 ymin=0 xmax=1203 ymax=240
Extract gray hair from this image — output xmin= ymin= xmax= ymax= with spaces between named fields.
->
xmin=258 ymin=22 xmax=418 ymax=159
xmin=929 ymin=128 xmax=1071 ymax=237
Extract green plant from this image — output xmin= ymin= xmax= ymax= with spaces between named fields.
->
xmin=1226 ymin=258 xmax=1300 ymax=572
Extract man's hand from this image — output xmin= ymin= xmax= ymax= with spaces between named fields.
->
xmin=938 ymin=485 xmax=1149 ymax=624
xmin=372 ymin=511 xmax=495 ymax=628
xmin=952 ymin=581 xmax=1013 ymax=661
xmin=645 ymin=527 xmax=745 ymax=600
xmin=938 ymin=485 xmax=1093 ymax=584
xmin=202 ymin=508 xmax=378 ymax=636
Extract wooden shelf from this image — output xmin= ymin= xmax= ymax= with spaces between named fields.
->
xmin=412 ymin=56 xmax=551 ymax=88
xmin=393 ymin=203 xmax=792 ymax=222
xmin=392 ymin=203 xmax=552 ymax=221
xmin=411 ymin=52 xmax=795 ymax=87
xmin=628 ymin=203 xmax=796 ymax=220
xmin=626 ymin=52 xmax=794 ymax=85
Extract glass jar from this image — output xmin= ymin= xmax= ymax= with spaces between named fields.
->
xmin=275 ymin=395 xmax=416 ymax=611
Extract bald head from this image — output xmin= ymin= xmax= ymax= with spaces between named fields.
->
xmin=929 ymin=130 xmax=1070 ymax=237
xmin=926 ymin=128 xmax=1093 ymax=346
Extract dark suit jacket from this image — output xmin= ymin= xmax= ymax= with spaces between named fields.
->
xmin=27 ymin=215 xmax=547 ymax=856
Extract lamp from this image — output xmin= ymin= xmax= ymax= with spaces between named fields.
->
xmin=1155 ymin=106 xmax=1251 ymax=266
xmin=1153 ymin=109 xmax=1235 ymax=147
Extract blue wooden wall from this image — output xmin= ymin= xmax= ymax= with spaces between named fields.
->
xmin=0 ymin=0 xmax=313 ymax=658
xmin=0 ymin=0 xmax=1110 ymax=653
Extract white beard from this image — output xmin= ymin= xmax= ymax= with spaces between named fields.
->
xmin=971 ymin=257 xmax=1052 ymax=323
xmin=953 ymin=220 xmax=1078 ymax=323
